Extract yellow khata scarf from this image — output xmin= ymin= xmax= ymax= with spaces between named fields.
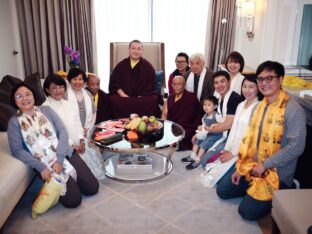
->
xmin=94 ymin=92 xmax=99 ymax=107
xmin=237 ymin=90 xmax=289 ymax=201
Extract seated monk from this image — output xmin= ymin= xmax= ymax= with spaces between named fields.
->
xmin=162 ymin=76 xmax=201 ymax=151
xmin=86 ymin=73 xmax=112 ymax=124
xmin=109 ymin=39 xmax=161 ymax=118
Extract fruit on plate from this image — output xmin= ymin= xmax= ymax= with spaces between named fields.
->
xmin=125 ymin=118 xmax=141 ymax=130
xmin=127 ymin=130 xmax=138 ymax=141
xmin=138 ymin=121 xmax=147 ymax=133
xmin=148 ymin=116 xmax=156 ymax=123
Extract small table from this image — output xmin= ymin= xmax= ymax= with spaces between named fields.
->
xmin=89 ymin=119 xmax=185 ymax=183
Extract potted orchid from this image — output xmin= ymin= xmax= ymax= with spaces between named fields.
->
xmin=64 ymin=46 xmax=80 ymax=68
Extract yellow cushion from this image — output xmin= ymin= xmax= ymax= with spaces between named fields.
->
xmin=31 ymin=177 xmax=63 ymax=219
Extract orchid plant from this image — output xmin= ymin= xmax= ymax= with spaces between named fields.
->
xmin=64 ymin=46 xmax=80 ymax=68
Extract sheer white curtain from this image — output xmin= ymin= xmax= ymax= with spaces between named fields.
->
xmin=153 ymin=0 xmax=210 ymax=89
xmin=94 ymin=0 xmax=209 ymax=92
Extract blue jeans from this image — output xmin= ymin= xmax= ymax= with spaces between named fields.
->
xmin=216 ymin=165 xmax=292 ymax=220
xmin=196 ymin=134 xmax=223 ymax=151
xmin=199 ymin=141 xmax=226 ymax=167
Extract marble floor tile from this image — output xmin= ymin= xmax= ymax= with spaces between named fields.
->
xmin=3 ymin=151 xmax=263 ymax=234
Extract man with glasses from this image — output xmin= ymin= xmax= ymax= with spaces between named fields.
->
xmin=184 ymin=53 xmax=214 ymax=104
xmin=167 ymin=52 xmax=190 ymax=95
xmin=217 ymin=61 xmax=306 ymax=221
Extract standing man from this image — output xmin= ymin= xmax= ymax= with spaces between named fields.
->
xmin=109 ymin=39 xmax=161 ymax=118
xmin=217 ymin=61 xmax=306 ymax=220
xmin=162 ymin=76 xmax=201 ymax=151
xmin=184 ymin=53 xmax=214 ymax=103
xmin=86 ymin=73 xmax=111 ymax=124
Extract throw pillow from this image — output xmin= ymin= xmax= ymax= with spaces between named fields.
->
xmin=0 ymin=103 xmax=17 ymax=131
xmin=155 ymin=70 xmax=164 ymax=95
xmin=31 ymin=177 xmax=63 ymax=219
xmin=24 ymin=73 xmax=46 ymax=105
xmin=0 ymin=75 xmax=22 ymax=94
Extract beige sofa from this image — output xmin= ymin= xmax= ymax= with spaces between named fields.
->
xmin=272 ymin=189 xmax=312 ymax=234
xmin=0 ymin=132 xmax=36 ymax=228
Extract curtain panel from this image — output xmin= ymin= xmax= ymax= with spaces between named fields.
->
xmin=205 ymin=0 xmax=236 ymax=71
xmin=16 ymin=0 xmax=94 ymax=79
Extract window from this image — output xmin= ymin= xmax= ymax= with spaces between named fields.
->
xmin=94 ymin=0 xmax=210 ymax=91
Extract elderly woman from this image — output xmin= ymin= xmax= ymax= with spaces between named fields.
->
xmin=43 ymin=74 xmax=105 ymax=180
xmin=66 ymin=67 xmax=96 ymax=138
xmin=7 ymin=83 xmax=99 ymax=208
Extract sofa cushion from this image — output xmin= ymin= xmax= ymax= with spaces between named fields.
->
xmin=155 ymin=70 xmax=164 ymax=95
xmin=272 ymin=189 xmax=312 ymax=234
xmin=0 ymin=132 xmax=36 ymax=227
xmin=24 ymin=73 xmax=46 ymax=105
xmin=0 ymin=75 xmax=21 ymax=93
xmin=0 ymin=103 xmax=17 ymax=131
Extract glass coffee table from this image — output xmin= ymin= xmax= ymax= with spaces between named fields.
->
xmin=89 ymin=119 xmax=185 ymax=183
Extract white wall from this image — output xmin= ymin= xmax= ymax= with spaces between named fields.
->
xmin=0 ymin=0 xmax=24 ymax=81
xmin=234 ymin=0 xmax=312 ymax=69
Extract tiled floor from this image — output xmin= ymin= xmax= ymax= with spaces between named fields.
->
xmin=2 ymin=150 xmax=262 ymax=234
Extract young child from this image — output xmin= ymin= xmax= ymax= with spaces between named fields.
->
xmin=181 ymin=96 xmax=224 ymax=170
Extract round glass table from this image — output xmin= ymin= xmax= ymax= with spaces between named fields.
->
xmin=89 ymin=119 xmax=185 ymax=183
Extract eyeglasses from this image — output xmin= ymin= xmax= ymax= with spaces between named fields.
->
xmin=175 ymin=61 xmax=187 ymax=64
xmin=256 ymin=76 xmax=279 ymax=83
xmin=15 ymin=92 xmax=33 ymax=100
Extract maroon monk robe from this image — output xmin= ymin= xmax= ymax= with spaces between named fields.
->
xmin=167 ymin=90 xmax=201 ymax=150
xmin=109 ymin=57 xmax=161 ymax=118
xmin=86 ymin=88 xmax=112 ymax=124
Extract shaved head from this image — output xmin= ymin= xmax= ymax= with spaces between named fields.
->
xmin=87 ymin=73 xmax=100 ymax=95
xmin=172 ymin=75 xmax=185 ymax=95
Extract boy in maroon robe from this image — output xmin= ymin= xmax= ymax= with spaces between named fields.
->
xmin=108 ymin=40 xmax=161 ymax=118
xmin=162 ymin=76 xmax=201 ymax=151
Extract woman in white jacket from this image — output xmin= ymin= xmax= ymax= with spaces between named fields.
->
xmin=43 ymin=74 xmax=105 ymax=179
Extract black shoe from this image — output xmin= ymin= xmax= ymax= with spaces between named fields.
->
xmin=185 ymin=162 xmax=199 ymax=170
xmin=181 ymin=156 xmax=195 ymax=163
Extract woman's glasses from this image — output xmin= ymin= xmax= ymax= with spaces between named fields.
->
xmin=15 ymin=92 xmax=33 ymax=100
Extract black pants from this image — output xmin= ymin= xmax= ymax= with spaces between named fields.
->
xmin=59 ymin=151 xmax=99 ymax=208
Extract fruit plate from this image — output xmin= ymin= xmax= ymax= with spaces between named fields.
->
xmin=125 ymin=120 xmax=164 ymax=144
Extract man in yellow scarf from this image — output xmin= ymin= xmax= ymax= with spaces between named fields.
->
xmin=216 ymin=61 xmax=306 ymax=220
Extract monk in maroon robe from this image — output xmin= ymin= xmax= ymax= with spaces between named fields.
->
xmin=86 ymin=73 xmax=112 ymax=124
xmin=162 ymin=76 xmax=201 ymax=150
xmin=109 ymin=40 xmax=161 ymax=118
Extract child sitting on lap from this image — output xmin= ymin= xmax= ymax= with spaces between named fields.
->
xmin=181 ymin=96 xmax=223 ymax=170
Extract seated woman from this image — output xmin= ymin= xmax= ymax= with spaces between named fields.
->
xmin=66 ymin=67 xmax=96 ymax=138
xmin=167 ymin=52 xmax=190 ymax=95
xmin=109 ymin=40 xmax=161 ymax=118
xmin=7 ymin=83 xmax=99 ymax=208
xmin=217 ymin=75 xmax=262 ymax=164
xmin=43 ymin=74 xmax=105 ymax=180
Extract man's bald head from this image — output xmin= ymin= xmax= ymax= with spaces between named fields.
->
xmin=172 ymin=75 xmax=185 ymax=95
xmin=87 ymin=73 xmax=100 ymax=95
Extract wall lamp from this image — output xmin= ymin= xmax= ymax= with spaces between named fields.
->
xmin=237 ymin=0 xmax=255 ymax=39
